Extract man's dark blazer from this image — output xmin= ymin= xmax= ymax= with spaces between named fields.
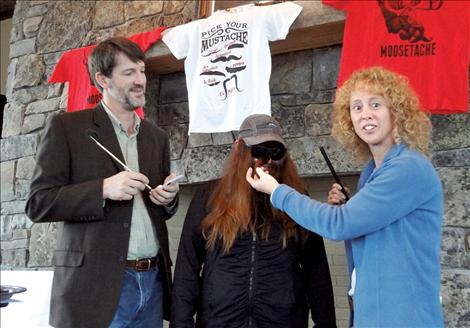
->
xmin=25 ymin=104 xmax=175 ymax=328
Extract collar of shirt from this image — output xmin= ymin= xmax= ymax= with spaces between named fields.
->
xmin=101 ymin=101 xmax=141 ymax=136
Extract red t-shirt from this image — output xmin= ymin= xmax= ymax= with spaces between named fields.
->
xmin=323 ymin=0 xmax=470 ymax=114
xmin=49 ymin=27 xmax=166 ymax=118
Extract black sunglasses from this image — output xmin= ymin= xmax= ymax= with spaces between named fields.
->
xmin=248 ymin=142 xmax=287 ymax=161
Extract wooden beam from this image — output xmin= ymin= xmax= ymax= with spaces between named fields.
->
xmin=146 ymin=20 xmax=345 ymax=75
xmin=271 ymin=20 xmax=344 ymax=55
xmin=146 ymin=54 xmax=184 ymax=75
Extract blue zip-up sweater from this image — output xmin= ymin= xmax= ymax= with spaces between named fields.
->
xmin=271 ymin=144 xmax=444 ymax=327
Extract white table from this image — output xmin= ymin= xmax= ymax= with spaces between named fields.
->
xmin=1 ymin=270 xmax=53 ymax=328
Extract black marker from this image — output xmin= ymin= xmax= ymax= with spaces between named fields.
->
xmin=319 ymin=146 xmax=350 ymax=201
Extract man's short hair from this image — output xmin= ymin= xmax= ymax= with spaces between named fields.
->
xmin=87 ymin=37 xmax=145 ymax=92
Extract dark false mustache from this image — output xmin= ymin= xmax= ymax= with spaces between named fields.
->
xmin=200 ymin=71 xmax=226 ymax=77
xmin=225 ymin=65 xmax=246 ymax=74
xmin=210 ymin=55 xmax=242 ymax=63
xmin=221 ymin=74 xmax=242 ymax=100
xmin=227 ymin=43 xmax=244 ymax=50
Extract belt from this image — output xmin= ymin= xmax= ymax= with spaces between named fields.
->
xmin=125 ymin=257 xmax=157 ymax=272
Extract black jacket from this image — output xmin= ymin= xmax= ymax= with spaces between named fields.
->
xmin=171 ymin=182 xmax=336 ymax=328
xmin=25 ymin=107 xmax=175 ymax=327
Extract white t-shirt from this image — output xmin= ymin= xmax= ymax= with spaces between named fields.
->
xmin=162 ymin=2 xmax=302 ymax=134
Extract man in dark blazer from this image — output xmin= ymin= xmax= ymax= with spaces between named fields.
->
xmin=26 ymin=37 xmax=179 ymax=328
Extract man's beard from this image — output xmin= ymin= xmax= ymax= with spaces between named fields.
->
xmin=108 ymin=84 xmax=146 ymax=111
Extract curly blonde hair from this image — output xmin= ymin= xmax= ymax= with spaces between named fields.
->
xmin=332 ymin=66 xmax=432 ymax=162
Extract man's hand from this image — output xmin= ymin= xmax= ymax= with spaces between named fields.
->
xmin=103 ymin=171 xmax=150 ymax=201
xmin=245 ymin=167 xmax=280 ymax=195
xmin=327 ymin=183 xmax=350 ymax=205
xmin=149 ymin=173 xmax=179 ymax=206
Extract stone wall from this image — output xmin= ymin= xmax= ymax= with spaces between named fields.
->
xmin=1 ymin=1 xmax=469 ymax=327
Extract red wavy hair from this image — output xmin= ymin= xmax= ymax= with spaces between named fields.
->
xmin=201 ymin=139 xmax=307 ymax=253
xmin=332 ymin=66 xmax=432 ymax=162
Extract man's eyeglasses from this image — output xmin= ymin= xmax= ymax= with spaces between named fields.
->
xmin=248 ymin=142 xmax=286 ymax=161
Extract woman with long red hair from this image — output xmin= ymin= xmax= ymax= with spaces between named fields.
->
xmin=170 ymin=114 xmax=336 ymax=328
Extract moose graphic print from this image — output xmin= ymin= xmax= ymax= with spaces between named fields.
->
xmin=323 ymin=0 xmax=469 ymax=114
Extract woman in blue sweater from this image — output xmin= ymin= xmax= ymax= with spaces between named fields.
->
xmin=246 ymin=67 xmax=444 ymax=328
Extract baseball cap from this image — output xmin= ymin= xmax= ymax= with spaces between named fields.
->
xmin=238 ymin=114 xmax=286 ymax=147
